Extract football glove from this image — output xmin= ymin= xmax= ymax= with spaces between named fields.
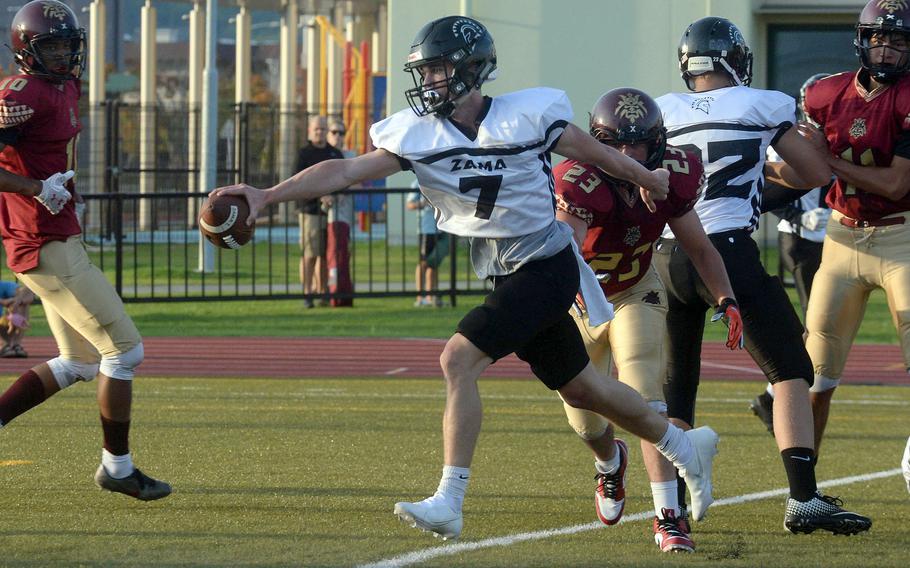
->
xmin=711 ymin=297 xmax=744 ymax=350
xmin=35 ymin=170 xmax=75 ymax=215
xmin=800 ymin=207 xmax=831 ymax=232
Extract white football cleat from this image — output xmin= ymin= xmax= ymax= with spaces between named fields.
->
xmin=679 ymin=426 xmax=718 ymax=522
xmin=902 ymin=435 xmax=910 ymax=494
xmin=394 ymin=497 xmax=463 ymax=540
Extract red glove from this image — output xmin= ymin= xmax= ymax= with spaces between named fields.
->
xmin=711 ymin=297 xmax=744 ymax=350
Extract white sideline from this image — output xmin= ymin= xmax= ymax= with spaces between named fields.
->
xmin=358 ymin=468 xmax=902 ymax=568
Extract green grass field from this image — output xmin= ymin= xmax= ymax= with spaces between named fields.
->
xmin=1 ymin=253 xmax=906 ymax=566
xmin=0 ymin=377 xmax=906 ymax=567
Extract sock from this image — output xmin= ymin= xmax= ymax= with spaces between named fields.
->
xmin=595 ymin=449 xmax=620 ymax=476
xmin=676 ymin=472 xmax=688 ymax=510
xmin=650 ymin=480 xmax=679 ymax=518
xmin=781 ymin=447 xmax=817 ymax=502
xmin=0 ymin=370 xmax=47 ymax=426
xmin=100 ymin=415 xmax=131 ymax=456
xmin=655 ymin=423 xmax=693 ymax=471
xmin=101 ymin=448 xmax=134 ymax=479
xmin=435 ymin=465 xmax=470 ymax=512
xmin=765 ymin=383 xmax=775 ymax=398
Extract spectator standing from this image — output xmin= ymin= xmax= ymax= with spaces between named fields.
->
xmin=323 ymin=120 xmax=354 ymax=307
xmin=0 ymin=280 xmax=34 ymax=358
xmin=407 ymin=180 xmax=450 ymax=307
xmin=296 ymin=115 xmax=344 ymax=308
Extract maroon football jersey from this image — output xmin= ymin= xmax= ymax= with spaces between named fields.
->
xmin=0 ymin=73 xmax=82 ymax=272
xmin=805 ymin=71 xmax=910 ymax=219
xmin=555 ymin=146 xmax=703 ymax=297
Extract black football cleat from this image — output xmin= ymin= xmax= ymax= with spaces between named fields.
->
xmin=95 ymin=465 xmax=172 ymax=501
xmin=784 ymin=493 xmax=871 ymax=535
xmin=749 ymin=391 xmax=775 ymax=436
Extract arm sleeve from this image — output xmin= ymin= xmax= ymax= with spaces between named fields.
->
xmin=537 ymin=89 xmax=573 ymax=151
xmin=761 ymin=180 xmax=811 ymax=213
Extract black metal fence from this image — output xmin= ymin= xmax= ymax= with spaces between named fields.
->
xmin=7 ymin=188 xmax=490 ymax=304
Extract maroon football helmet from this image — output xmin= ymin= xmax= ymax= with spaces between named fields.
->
xmin=9 ymin=0 xmax=85 ymax=81
xmin=589 ymin=88 xmax=667 ymax=172
xmin=855 ymin=0 xmax=910 ymax=82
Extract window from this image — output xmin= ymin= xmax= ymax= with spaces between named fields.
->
xmin=767 ymin=25 xmax=857 ymax=98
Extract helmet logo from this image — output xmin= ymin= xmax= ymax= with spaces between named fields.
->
xmin=877 ymin=0 xmax=908 ymax=13
xmin=614 ymin=93 xmax=647 ymax=124
xmin=850 ymin=117 xmax=867 ymax=139
xmin=41 ymin=1 xmax=69 ymax=21
xmin=452 ymin=18 xmax=484 ymax=45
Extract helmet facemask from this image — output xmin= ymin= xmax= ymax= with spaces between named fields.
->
xmin=14 ymin=28 xmax=85 ymax=81
xmin=404 ymin=58 xmax=473 ymax=118
xmin=855 ymin=27 xmax=910 ymax=83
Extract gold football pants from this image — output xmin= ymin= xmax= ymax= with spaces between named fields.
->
xmin=561 ymin=267 xmax=667 ymax=439
xmin=806 ymin=211 xmax=910 ymax=379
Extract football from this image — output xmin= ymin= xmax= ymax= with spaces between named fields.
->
xmin=198 ymin=193 xmax=255 ymax=249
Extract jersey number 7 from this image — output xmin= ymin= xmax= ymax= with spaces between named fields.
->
xmin=459 ymin=175 xmax=503 ymax=219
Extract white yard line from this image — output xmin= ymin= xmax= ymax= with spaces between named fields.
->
xmin=358 ymin=468 xmax=902 ymax=568
xmin=700 ymin=361 xmax=766 ymax=375
xmin=384 ymin=368 xmax=410 ymax=375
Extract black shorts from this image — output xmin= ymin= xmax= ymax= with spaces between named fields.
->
xmin=655 ymin=229 xmax=812 ymax=386
xmin=456 ymin=245 xmax=589 ymax=390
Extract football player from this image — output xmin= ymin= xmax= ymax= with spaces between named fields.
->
xmin=0 ymin=1 xmax=170 ymax=500
xmin=213 ymin=15 xmax=721 ymax=540
xmin=798 ymin=0 xmax=910 ymax=468
xmin=554 ymin=88 xmax=741 ymax=553
xmin=751 ymin=73 xmax=834 ymax=437
xmin=653 ymin=16 xmax=871 ymax=535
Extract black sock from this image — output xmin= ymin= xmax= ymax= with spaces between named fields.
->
xmin=676 ymin=471 xmax=687 ymax=509
xmin=781 ymin=447 xmax=817 ymax=502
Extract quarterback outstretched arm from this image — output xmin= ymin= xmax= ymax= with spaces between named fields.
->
xmin=766 ymin=126 xmax=832 ymax=189
xmin=212 ymin=148 xmax=403 ymax=225
xmin=554 ymin=123 xmax=670 ymax=211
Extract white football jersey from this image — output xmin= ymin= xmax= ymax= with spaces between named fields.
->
xmin=657 ymin=86 xmax=796 ymax=237
xmin=371 ymin=87 xmax=570 ymax=238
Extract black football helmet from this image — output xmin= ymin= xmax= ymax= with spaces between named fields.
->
xmin=404 ymin=16 xmax=497 ymax=118
xmin=798 ymin=73 xmax=831 ymax=123
xmin=678 ymin=17 xmax=752 ymax=90
xmin=854 ymin=0 xmax=910 ymax=83
xmin=589 ymin=88 xmax=667 ymax=172
xmin=9 ymin=0 xmax=85 ymax=81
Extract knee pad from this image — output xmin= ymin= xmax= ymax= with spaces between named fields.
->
xmin=809 ymin=374 xmax=840 ymax=393
xmin=648 ymin=400 xmax=668 ymax=415
xmin=47 ymin=357 xmax=100 ymax=390
xmin=100 ymin=343 xmax=144 ymax=381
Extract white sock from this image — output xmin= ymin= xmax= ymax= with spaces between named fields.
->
xmin=765 ymin=383 xmax=775 ymax=398
xmin=101 ymin=449 xmax=134 ymax=479
xmin=595 ymin=448 xmax=620 ymax=475
xmin=435 ymin=465 xmax=470 ymax=512
xmin=655 ymin=424 xmax=693 ymax=472
xmin=651 ymin=480 xmax=679 ymax=518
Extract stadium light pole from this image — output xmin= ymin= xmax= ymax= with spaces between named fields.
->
xmin=198 ymin=0 xmax=218 ymax=273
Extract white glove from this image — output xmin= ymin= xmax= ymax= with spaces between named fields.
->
xmin=35 ymin=170 xmax=75 ymax=215
xmin=801 ymin=207 xmax=831 ymax=232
